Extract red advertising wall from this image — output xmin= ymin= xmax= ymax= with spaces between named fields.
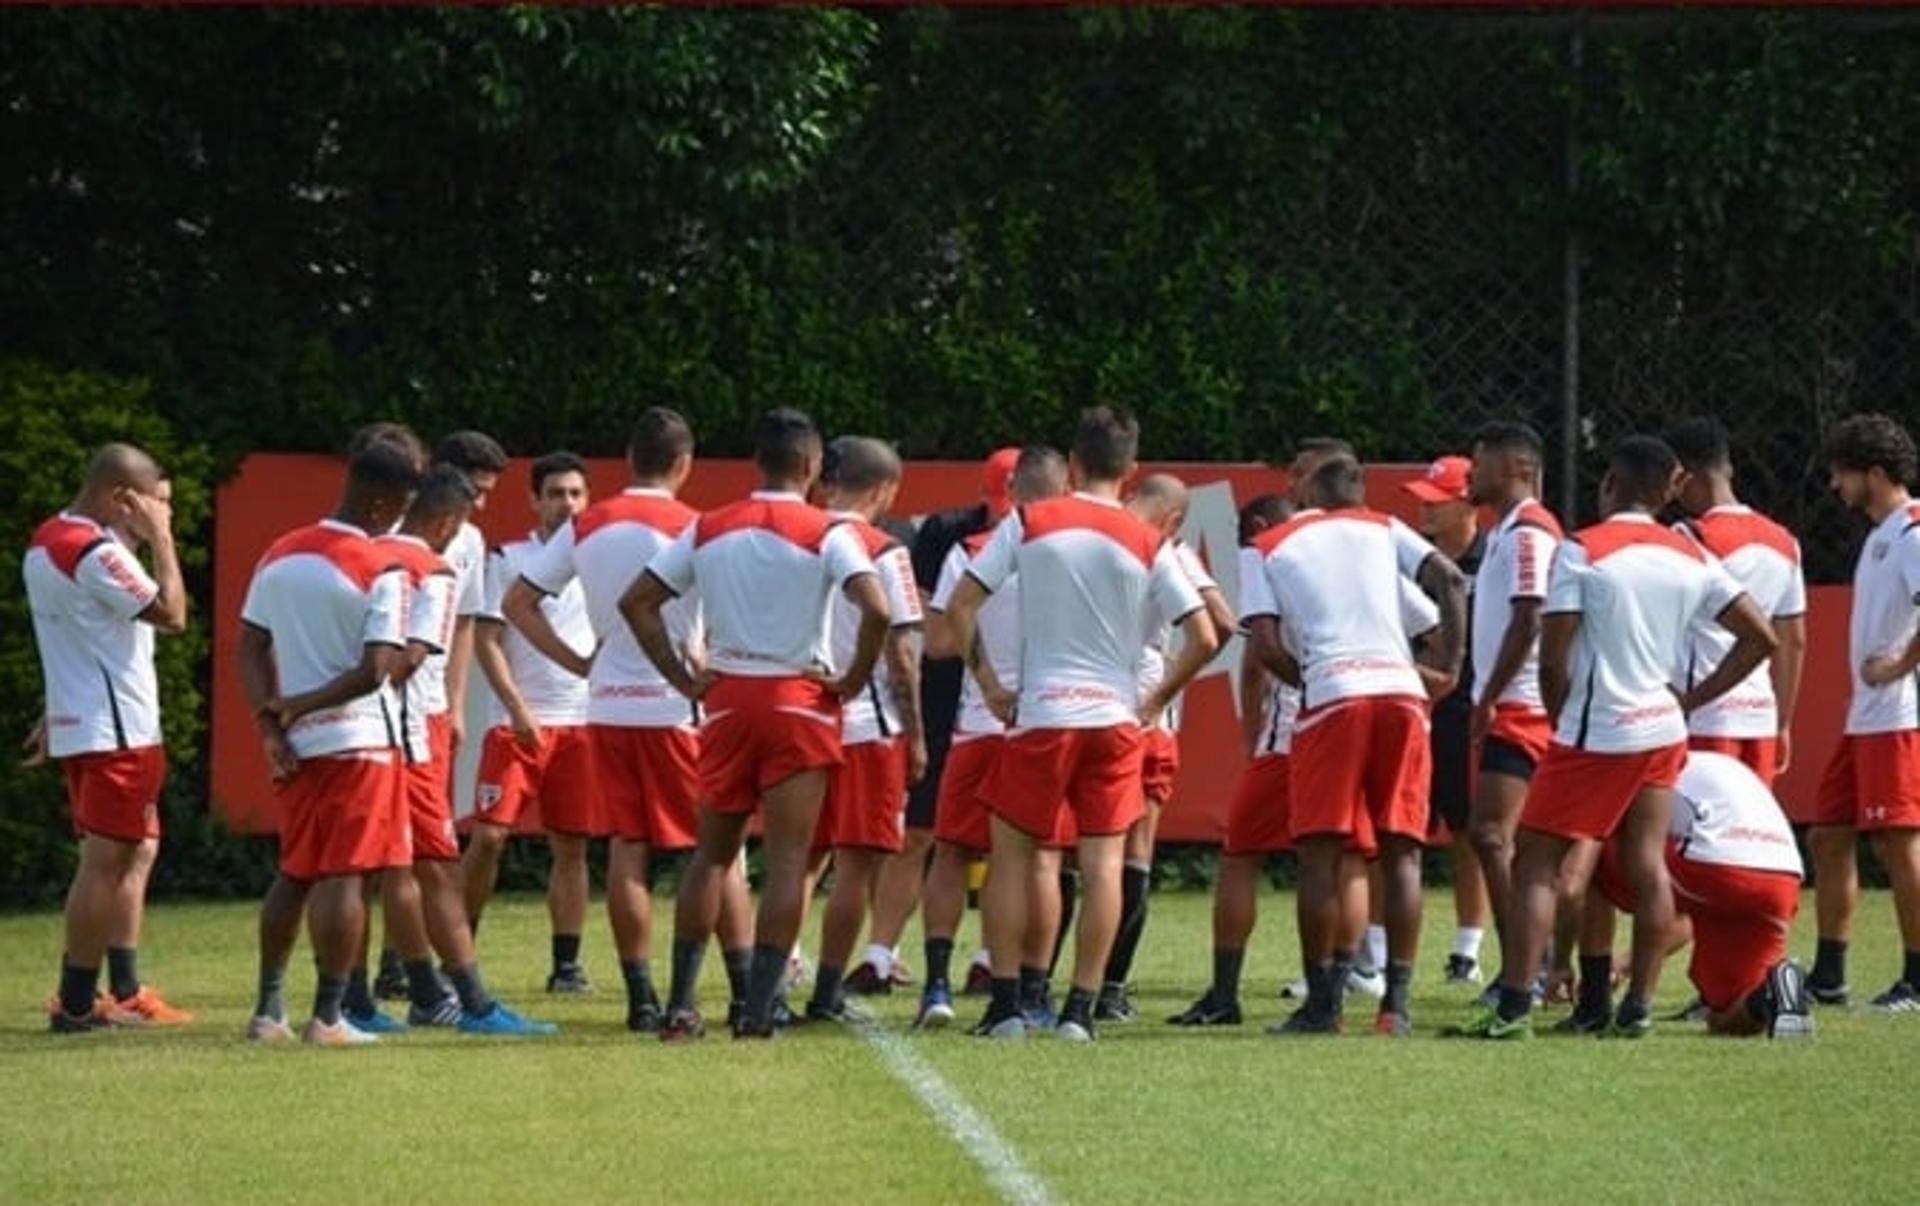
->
xmin=210 ymin=455 xmax=1849 ymax=839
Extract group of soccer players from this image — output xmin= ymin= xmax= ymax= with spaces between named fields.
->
xmin=25 ymin=401 xmax=1920 ymax=1044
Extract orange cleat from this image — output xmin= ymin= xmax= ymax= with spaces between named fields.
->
xmin=102 ymin=986 xmax=195 ymax=1027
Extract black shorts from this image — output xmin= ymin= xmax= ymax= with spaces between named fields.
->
xmin=1428 ymin=710 xmax=1472 ymax=833
xmin=1479 ymin=735 xmax=1539 ymax=783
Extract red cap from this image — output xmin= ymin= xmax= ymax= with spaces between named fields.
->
xmin=982 ymin=447 xmax=1020 ymax=514
xmin=1402 ymin=455 xmax=1471 ymax=504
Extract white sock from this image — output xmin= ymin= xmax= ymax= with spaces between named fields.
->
xmin=969 ymin=948 xmax=992 ymax=971
xmin=862 ymin=944 xmax=893 ymax=974
xmin=1364 ymin=924 xmax=1388 ymax=971
xmin=1452 ymin=927 xmax=1484 ymax=962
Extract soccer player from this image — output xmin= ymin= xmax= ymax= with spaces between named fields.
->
xmin=467 ymin=451 xmax=601 ymax=993
xmin=506 ymin=408 xmax=755 ymax=1032
xmin=944 ymin=406 xmax=1221 ymax=1042
xmin=1584 ymin=752 xmax=1812 ymax=1039
xmin=1244 ymin=453 xmax=1467 ymax=1036
xmin=28 ymin=443 xmax=193 ymax=1032
xmin=624 ymin=408 xmax=889 ymax=1040
xmin=1403 ymin=454 xmax=1492 ymax=985
xmin=916 ymin=446 xmax=1072 ymax=1028
xmin=1462 ymin=435 xmax=1776 ymax=1040
xmin=1094 ymin=474 xmax=1235 ymax=1022
xmin=1811 ymin=413 xmax=1920 ymax=1011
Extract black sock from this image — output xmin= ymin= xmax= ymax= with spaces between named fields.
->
xmin=743 ymin=943 xmax=788 ymax=1027
xmin=1104 ymin=864 xmax=1151 ymax=985
xmin=314 ymin=972 xmax=348 ymax=1025
xmin=1061 ymin=986 xmax=1094 ymax=1026
xmin=1578 ymin=954 xmax=1614 ymax=1016
xmin=404 ymin=959 xmax=443 ymax=1011
xmin=622 ymin=959 xmax=656 ymax=1006
xmin=1496 ymin=983 xmax=1532 ymax=1023
xmin=1615 ymin=994 xmax=1650 ymax=1028
xmin=721 ymin=947 xmax=750 ymax=1004
xmin=1211 ymin=947 xmax=1245 ymax=1005
xmin=1305 ymin=961 xmax=1339 ymax=1019
xmin=377 ymin=946 xmax=405 ymax=981
xmin=668 ymin=938 xmax=706 ymax=1013
xmin=1326 ymin=951 xmax=1354 ymax=1018
xmin=256 ymin=965 xmax=287 ymax=1020
xmin=448 ymin=964 xmax=493 ymax=1016
xmin=551 ymin=933 xmax=582 ymax=971
xmin=924 ymin=937 xmax=955 ymax=987
xmin=1049 ymin=870 xmax=1080 ymax=976
xmin=107 ymin=947 xmax=140 ymax=1001
xmin=989 ymin=977 xmax=1019 ymax=1018
xmin=811 ymin=963 xmax=845 ymax=1012
xmin=1904 ymin=949 xmax=1920 ymax=989
xmin=1811 ymin=937 xmax=1848 ymax=986
xmin=1383 ymin=960 xmax=1413 ymax=1017
xmin=1017 ymin=964 xmax=1048 ymax=1011
xmin=58 ymin=963 xmax=99 ymax=1018
xmin=343 ymin=965 xmax=376 ymax=1016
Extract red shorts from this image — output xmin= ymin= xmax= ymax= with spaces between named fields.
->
xmin=1142 ymin=728 xmax=1179 ymax=805
xmin=816 ymin=738 xmax=908 ymax=852
xmin=1689 ymin=734 xmax=1778 ymax=784
xmin=1223 ymin=754 xmax=1291 ymax=857
xmin=63 ymin=745 xmax=167 ymax=843
xmin=699 ymin=676 xmax=843 ymax=816
xmin=404 ymin=714 xmax=459 ymax=862
xmin=934 ymin=735 xmax=1002 ymax=853
xmin=590 ymin=725 xmax=699 ymax=848
xmin=982 ymin=724 xmax=1145 ymax=841
xmin=1812 ymin=732 xmax=1920 ymax=830
xmin=276 ymin=748 xmax=409 ymax=880
xmin=1289 ymin=696 xmax=1431 ymax=845
xmin=1487 ymin=705 xmax=1553 ymax=767
xmin=1520 ymin=741 xmax=1687 ymax=842
xmin=475 ymin=723 xmax=605 ymax=838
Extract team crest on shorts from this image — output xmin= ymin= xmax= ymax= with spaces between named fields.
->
xmin=478 ymin=785 xmax=502 ymax=808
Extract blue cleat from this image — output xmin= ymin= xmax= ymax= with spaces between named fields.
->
xmin=344 ymin=1006 xmax=409 ymax=1035
xmin=915 ymin=982 xmax=956 ymax=1030
xmin=457 ymin=1001 xmax=558 ymax=1037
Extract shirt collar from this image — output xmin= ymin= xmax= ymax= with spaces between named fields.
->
xmin=751 ymin=490 xmax=804 ymax=502
xmin=320 ymin=517 xmax=370 ymax=537
xmin=1608 ymin=511 xmax=1656 ymax=525
xmin=623 ymin=486 xmax=672 ymax=498
xmin=1072 ymin=491 xmax=1122 ymax=510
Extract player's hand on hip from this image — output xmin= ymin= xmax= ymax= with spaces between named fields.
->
xmin=511 ymin=713 xmax=544 ymax=750
xmin=683 ymin=666 xmax=718 ymax=702
xmin=984 ymin=684 xmax=1018 ymax=726
xmin=261 ymin=731 xmax=300 ymax=783
xmin=1861 ymin=654 xmax=1905 ymax=687
xmin=1136 ymin=690 xmax=1169 ymax=730
xmin=1470 ymin=699 xmax=1494 ymax=745
xmin=20 ymin=716 xmax=48 ymax=769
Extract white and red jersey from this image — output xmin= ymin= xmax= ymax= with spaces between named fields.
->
xmin=1472 ymin=499 xmax=1562 ymax=712
xmin=446 ymin=521 xmax=487 ymax=621
xmin=826 ymin=513 xmax=922 ymax=746
xmin=1676 ymin=505 xmax=1806 ymax=739
xmin=1242 ymin=508 xmax=1440 ymax=710
xmin=966 ymin=492 xmax=1202 ymax=730
xmin=1544 ymin=512 xmax=1745 ymax=754
xmin=524 ymin=488 xmax=702 ymax=729
xmin=374 ymin=533 xmax=459 ymax=762
xmin=1672 ymin=751 xmax=1803 ymax=878
xmin=240 ymin=519 xmax=408 ymax=758
xmin=1138 ymin=540 xmax=1219 ymax=732
xmin=931 ymin=530 xmax=1022 ymax=738
xmin=481 ymin=532 xmax=590 ymax=728
xmin=645 ymin=490 xmax=875 ymax=678
xmin=1844 ymin=500 xmax=1920 ymax=735
xmin=23 ymin=513 xmax=162 ymax=758
xmin=1235 ymin=545 xmax=1301 ymax=758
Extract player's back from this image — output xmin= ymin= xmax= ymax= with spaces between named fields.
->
xmin=1677 ymin=505 xmax=1803 ymax=732
xmin=1672 ymin=751 xmax=1802 ymax=876
xmin=687 ymin=491 xmax=846 ymax=676
xmin=1256 ymin=508 xmax=1423 ymax=708
xmin=828 ymin=515 xmax=921 ymax=738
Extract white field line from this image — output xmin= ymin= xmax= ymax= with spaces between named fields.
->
xmin=854 ymin=1021 xmax=1059 ymax=1206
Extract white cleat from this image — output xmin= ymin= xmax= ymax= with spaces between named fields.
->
xmin=301 ymin=1017 xmax=378 ymax=1047
xmin=1055 ymin=1018 xmax=1095 ymax=1043
xmin=1347 ymin=967 xmax=1386 ymax=999
xmin=246 ymin=1014 xmax=295 ymax=1043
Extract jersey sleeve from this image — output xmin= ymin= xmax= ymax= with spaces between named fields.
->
xmin=1173 ymin=541 xmax=1219 ymax=594
xmin=240 ymin=563 xmax=272 ymax=632
xmin=1148 ymin=542 xmax=1205 ymax=626
xmin=1777 ymin=542 xmax=1808 ymax=618
xmin=1388 ymin=516 xmax=1439 ymax=579
xmin=877 ymin=545 xmax=923 ymax=627
xmin=1399 ymin=575 xmax=1440 ymax=639
xmin=478 ymin=547 xmax=510 ymax=622
xmin=409 ymin=570 xmax=459 ymax=654
xmin=1506 ymin=524 xmax=1556 ymax=601
xmin=1240 ymin=549 xmax=1279 ymax=619
xmin=645 ymin=524 xmax=697 ymax=596
xmin=76 ymin=541 xmax=160 ymax=622
xmin=365 ymin=567 xmax=408 ymax=648
xmin=964 ymin=511 xmax=1021 ymax=594
xmin=822 ymin=523 xmax=878 ymax=591
xmin=521 ymin=522 xmax=579 ymax=597
xmin=1543 ymin=541 xmax=1588 ymax=615
xmin=454 ymin=527 xmax=486 ymax=618
xmin=1898 ymin=526 xmax=1920 ymax=606
xmin=929 ymin=545 xmax=967 ymax=613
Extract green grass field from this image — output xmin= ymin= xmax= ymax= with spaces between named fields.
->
xmin=3 ymin=888 xmax=1916 ymax=1204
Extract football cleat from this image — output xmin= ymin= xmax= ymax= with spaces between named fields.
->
xmin=1766 ymin=960 xmax=1815 ymax=1040
xmin=1443 ymin=955 xmax=1482 ymax=986
xmin=546 ymin=963 xmax=592 ymax=995
xmin=1868 ymin=980 xmax=1920 ymax=1013
xmin=301 ymin=1017 xmax=378 ymax=1046
xmin=104 ymin=986 xmax=194 ymax=1027
xmin=458 ymin=1002 xmax=557 ymax=1036
xmin=915 ymin=983 xmax=956 ymax=1030
xmin=1167 ymin=992 xmax=1243 ymax=1027
xmin=245 ymin=1013 xmax=295 ymax=1043
xmin=1055 ymin=1017 xmax=1096 ymax=1043
xmin=1374 ymin=1009 xmax=1413 ymax=1038
xmin=350 ymin=1005 xmax=413 ymax=1034
xmin=1093 ymin=982 xmax=1137 ymax=1023
xmin=1267 ymin=1006 xmax=1342 ymax=1037
xmin=843 ymin=959 xmax=892 ymax=997
xmin=1451 ymin=1005 xmax=1533 ymax=1041
xmin=659 ymin=1008 xmax=705 ymax=1044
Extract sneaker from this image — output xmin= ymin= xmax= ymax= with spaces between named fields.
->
xmin=962 ymin=961 xmax=994 ymax=997
xmin=804 ymin=996 xmax=872 ymax=1025
xmin=627 ymin=998 xmax=664 ymax=1034
xmin=1667 ymin=996 xmax=1709 ymax=1023
xmin=373 ymin=959 xmax=409 ymax=1002
xmin=1554 ymin=999 xmax=1613 ymax=1035
xmin=457 ymin=1001 xmax=558 ymax=1036
xmin=1019 ymin=994 xmax=1057 ymax=1031
xmin=48 ymin=1000 xmax=111 ymax=1034
xmin=1281 ymin=976 xmax=1309 ymax=1000
xmin=1443 ymin=955 xmax=1482 ymax=986
xmin=660 ymin=1007 xmax=705 ymax=1044
xmin=350 ymin=1005 xmax=412 ymax=1034
xmin=770 ymin=994 xmax=799 ymax=1030
xmin=1055 ymin=1017 xmax=1096 ymax=1043
xmin=1451 ymin=1005 xmax=1533 ymax=1041
xmin=732 ymin=1015 xmax=776 ymax=1040
xmin=1475 ymin=981 xmax=1502 ymax=1009
xmin=1167 ymin=992 xmax=1243 ymax=1027
xmin=1806 ymin=976 xmax=1850 ymax=1007
xmin=1868 ymin=980 xmax=1920 ymax=1013
xmin=301 ymin=1017 xmax=378 ymax=1046
xmin=1766 ymin=960 xmax=1815 ymax=1041
xmin=915 ymin=983 xmax=956 ymax=1030
xmin=404 ymin=995 xmax=460 ymax=1028
xmin=970 ymin=1009 xmax=1027 ymax=1040
xmin=1607 ymin=1013 xmax=1653 ymax=1040
xmin=1267 ymin=1005 xmax=1342 ymax=1036
xmin=1346 ymin=967 xmax=1385 ymax=999
xmin=1094 ymin=982 xmax=1136 ymax=1023
xmin=546 ymin=963 xmax=592 ymax=995
xmin=245 ymin=1013 xmax=295 ymax=1043
xmin=1375 ymin=1009 xmax=1413 ymax=1038
xmin=104 ymin=986 xmax=194 ymax=1027
xmin=844 ymin=959 xmax=892 ymax=997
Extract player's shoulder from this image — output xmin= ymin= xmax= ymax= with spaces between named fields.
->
xmin=27 ymin=513 xmax=111 ymax=578
xmin=1253 ymin=506 xmax=1385 ymax=555
xmin=372 ymin=533 xmax=447 ymax=579
xmin=1019 ymin=495 xmax=1161 ymax=565
xmin=1692 ymin=506 xmax=1797 ymax=561
xmin=266 ymin=521 xmax=400 ymax=587
xmin=959 ymin=526 xmax=996 ymax=558
xmin=697 ymin=493 xmax=833 ymax=551
xmin=1509 ymin=500 xmax=1564 ymax=539
xmin=1571 ymin=515 xmax=1704 ymax=565
xmin=832 ymin=514 xmax=900 ymax=558
xmin=580 ymin=490 xmax=697 ymax=541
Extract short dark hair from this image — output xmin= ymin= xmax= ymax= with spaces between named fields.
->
xmin=347 ymin=435 xmax=424 ymax=496
xmin=1072 ymin=405 xmax=1140 ymax=481
xmin=530 ymin=451 xmax=587 ymax=495
xmin=1608 ymin=435 xmax=1679 ymax=507
xmin=346 ymin=421 xmax=426 ymax=471
xmin=1293 ymin=436 xmax=1354 ymax=461
xmin=433 ymin=430 xmax=508 ymax=476
xmin=754 ymin=408 xmax=821 ymax=478
xmin=1472 ymin=421 xmax=1542 ymax=463
xmin=628 ymin=407 xmax=695 ymax=478
xmin=1237 ymin=493 xmax=1293 ymax=545
xmin=1011 ymin=445 xmax=1067 ymax=501
xmin=1825 ymin=413 xmax=1918 ymax=485
xmin=822 ymin=436 xmax=901 ymax=492
xmin=1664 ymin=416 xmax=1731 ymax=474
xmin=407 ymin=464 xmax=478 ymax=521
xmin=1310 ymin=453 xmax=1365 ymax=508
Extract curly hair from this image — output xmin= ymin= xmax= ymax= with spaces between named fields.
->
xmin=1825 ymin=413 xmax=1918 ymax=485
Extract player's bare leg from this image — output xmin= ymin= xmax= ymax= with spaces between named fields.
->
xmin=460 ymin=820 xmax=512 ymax=931
xmin=862 ymin=828 xmax=933 ymax=988
xmin=245 ymin=873 xmax=310 ymax=1039
xmin=1097 ymin=805 xmax=1158 ymax=1021
xmin=1565 ymin=884 xmax=1621 ymax=1032
xmin=54 ymin=835 xmax=139 ymax=1028
xmin=607 ymin=837 xmax=663 ymax=1029
xmin=1869 ymin=829 xmax=1920 ymax=1008
xmin=377 ymin=863 xmax=462 ymax=1026
xmin=732 ymin=769 xmax=830 ymax=1037
xmin=1545 ymin=838 xmax=1600 ymax=1006
xmin=1376 ymin=834 xmax=1423 ymax=1035
xmin=97 ymin=837 xmax=160 ymax=1006
xmin=546 ymin=832 xmax=589 ymax=991
xmin=1467 ymin=771 xmax=1530 ymax=975
xmin=810 ymin=846 xmax=884 ymax=1020
xmin=914 ymin=841 xmax=976 ymax=1027
xmin=978 ymin=816 xmax=1038 ymax=1037
xmin=306 ymin=872 xmax=368 ymax=1035
xmin=1607 ymin=786 xmax=1676 ymax=1034
xmin=1019 ymin=846 xmax=1064 ymax=1022
xmin=1807 ymin=824 xmax=1859 ymax=1002
xmin=1280 ymin=834 xmax=1349 ymax=1034
xmin=1333 ymin=851 xmax=1372 ymax=996
xmin=663 ymin=809 xmax=749 ymax=1039
xmin=1477 ymin=826 xmax=1574 ymax=1036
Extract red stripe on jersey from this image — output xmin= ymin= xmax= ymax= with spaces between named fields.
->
xmin=574 ymin=492 xmax=697 ymax=544
xmin=30 ymin=515 xmax=109 ymax=580
xmin=1688 ymin=508 xmax=1797 ymax=563
xmin=1513 ymin=500 xmax=1565 ymax=540
xmin=961 ymin=528 xmax=995 ymax=557
xmin=1251 ymin=506 xmax=1390 ymax=557
xmin=257 ymin=523 xmax=403 ymax=590
xmin=835 ymin=516 xmax=900 ymax=558
xmin=372 ymin=534 xmax=451 ymax=584
xmin=694 ymin=496 xmax=834 ymax=553
xmin=1018 ymin=496 xmax=1160 ymax=568
xmin=1574 ymin=517 xmax=1706 ymax=564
